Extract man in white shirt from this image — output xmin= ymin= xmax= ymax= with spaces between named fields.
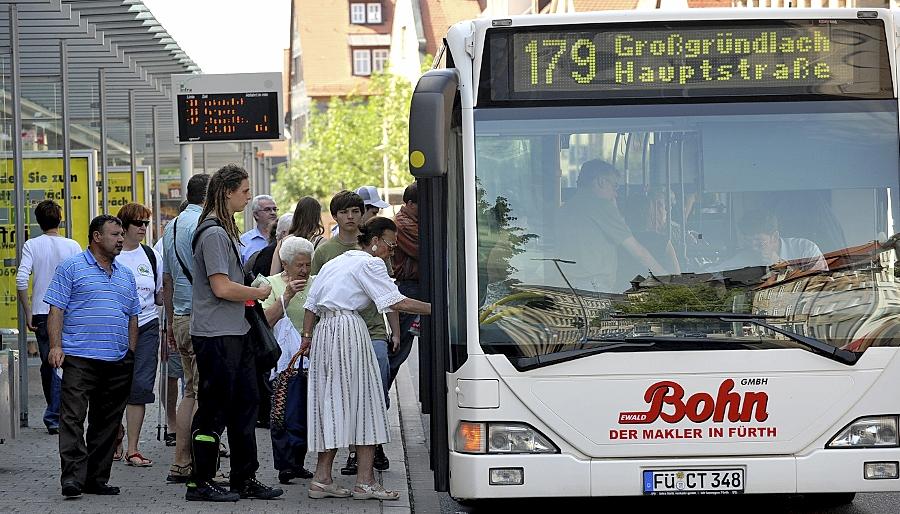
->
xmin=719 ymin=210 xmax=827 ymax=272
xmin=240 ymin=195 xmax=278 ymax=263
xmin=15 ymin=199 xmax=82 ymax=434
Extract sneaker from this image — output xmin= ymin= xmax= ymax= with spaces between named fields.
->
xmin=47 ymin=426 xmax=59 ymax=435
xmin=164 ymin=432 xmax=176 ymax=447
xmin=340 ymin=452 xmax=358 ymax=475
xmin=185 ymin=480 xmax=240 ymax=502
xmin=231 ymin=477 xmax=284 ymax=500
xmin=373 ymin=444 xmax=389 ymax=471
xmin=278 ymin=467 xmax=314 ymax=484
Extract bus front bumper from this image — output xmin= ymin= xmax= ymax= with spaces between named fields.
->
xmin=449 ymin=449 xmax=900 ymax=499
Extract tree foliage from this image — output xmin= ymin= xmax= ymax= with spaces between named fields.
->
xmin=615 ymin=284 xmax=746 ymax=315
xmin=274 ymin=72 xmax=414 ymax=206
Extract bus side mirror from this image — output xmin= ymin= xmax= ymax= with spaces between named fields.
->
xmin=408 ymin=69 xmax=459 ymax=178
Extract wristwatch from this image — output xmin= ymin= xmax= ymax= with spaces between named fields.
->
xmin=301 ymin=332 xmax=312 ymax=338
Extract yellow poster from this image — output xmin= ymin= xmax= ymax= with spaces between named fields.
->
xmin=98 ymin=166 xmax=149 ymax=215
xmin=0 ymin=152 xmax=95 ymax=330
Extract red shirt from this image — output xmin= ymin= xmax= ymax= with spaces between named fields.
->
xmin=392 ymin=204 xmax=419 ymax=281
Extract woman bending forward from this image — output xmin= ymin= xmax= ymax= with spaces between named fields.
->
xmin=301 ymin=216 xmax=430 ymax=501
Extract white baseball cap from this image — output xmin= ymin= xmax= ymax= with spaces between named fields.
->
xmin=356 ymin=186 xmax=390 ymax=209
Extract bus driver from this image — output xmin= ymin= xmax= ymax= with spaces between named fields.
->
xmin=560 ymin=159 xmax=669 ymax=293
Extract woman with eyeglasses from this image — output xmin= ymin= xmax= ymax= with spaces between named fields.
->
xmin=300 ymin=216 xmax=431 ymax=501
xmin=114 ymin=203 xmax=163 ymax=468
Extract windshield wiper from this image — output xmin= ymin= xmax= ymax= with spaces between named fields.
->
xmin=614 ymin=312 xmax=859 ymax=365
xmin=514 ymin=341 xmax=654 ymax=368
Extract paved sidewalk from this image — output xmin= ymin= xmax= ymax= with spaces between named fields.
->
xmin=0 ymin=362 xmax=411 ymax=514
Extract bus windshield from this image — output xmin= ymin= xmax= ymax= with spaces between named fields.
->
xmin=474 ymin=99 xmax=900 ymax=367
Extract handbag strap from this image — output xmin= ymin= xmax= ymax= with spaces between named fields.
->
xmin=287 ymin=350 xmax=304 ymax=370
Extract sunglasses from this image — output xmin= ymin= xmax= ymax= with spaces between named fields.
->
xmin=131 ymin=220 xmax=151 ymax=227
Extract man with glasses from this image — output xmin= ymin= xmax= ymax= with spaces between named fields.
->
xmin=562 ymin=159 xmax=668 ymax=293
xmin=240 ymin=195 xmax=278 ymax=263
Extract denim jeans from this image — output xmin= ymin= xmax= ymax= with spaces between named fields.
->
xmin=388 ymin=280 xmax=421 ymax=388
xmin=33 ymin=314 xmax=61 ymax=429
xmin=371 ymin=338 xmax=390 ymax=408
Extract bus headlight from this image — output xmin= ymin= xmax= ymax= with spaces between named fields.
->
xmin=827 ymin=416 xmax=899 ymax=448
xmin=455 ymin=422 xmax=558 ymax=454
xmin=489 ymin=423 xmax=557 ymax=453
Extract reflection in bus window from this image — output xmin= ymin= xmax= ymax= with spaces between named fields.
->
xmin=474 ymin=101 xmax=900 ymax=360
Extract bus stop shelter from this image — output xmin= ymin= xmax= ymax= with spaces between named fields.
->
xmin=0 ymin=0 xmax=273 ymax=431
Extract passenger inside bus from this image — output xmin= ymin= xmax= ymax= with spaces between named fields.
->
xmin=714 ymin=210 xmax=827 ymax=272
xmin=559 ymin=159 xmax=669 ymax=292
xmin=622 ymin=189 xmax=682 ymax=279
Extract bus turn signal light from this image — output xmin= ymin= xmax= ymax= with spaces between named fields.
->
xmin=456 ymin=422 xmax=487 ymax=454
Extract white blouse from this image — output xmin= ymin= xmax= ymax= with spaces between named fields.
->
xmin=304 ymin=250 xmax=406 ymax=314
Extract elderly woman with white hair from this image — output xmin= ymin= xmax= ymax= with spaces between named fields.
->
xmin=258 ymin=235 xmax=315 ymax=484
xmin=246 ymin=213 xmax=294 ymax=279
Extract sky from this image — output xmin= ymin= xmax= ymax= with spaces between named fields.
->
xmin=142 ymin=0 xmax=291 ymax=75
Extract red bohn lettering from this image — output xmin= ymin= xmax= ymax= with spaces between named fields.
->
xmin=618 ymin=379 xmax=768 ymax=424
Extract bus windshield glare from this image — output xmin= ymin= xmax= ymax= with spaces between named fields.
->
xmin=474 ymin=99 xmax=900 ymax=367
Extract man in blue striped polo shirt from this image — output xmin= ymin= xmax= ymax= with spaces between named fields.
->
xmin=45 ymin=214 xmax=140 ymax=498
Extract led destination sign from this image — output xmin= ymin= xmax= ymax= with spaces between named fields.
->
xmin=176 ymin=91 xmax=280 ymax=143
xmin=486 ymin=20 xmax=892 ymax=101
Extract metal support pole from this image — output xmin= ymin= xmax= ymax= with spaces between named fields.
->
xmin=265 ymin=157 xmax=272 ymax=196
xmin=128 ymin=90 xmax=137 ymax=202
xmin=60 ymin=40 xmax=72 ymax=237
xmin=152 ymin=106 xmax=161 ymax=241
xmin=99 ymin=69 xmax=109 ymax=213
xmin=10 ymin=3 xmax=29 ymax=428
xmin=180 ymin=144 xmax=193 ymax=196
xmin=201 ymin=144 xmax=207 ymax=173
xmin=243 ymin=143 xmax=253 ymax=232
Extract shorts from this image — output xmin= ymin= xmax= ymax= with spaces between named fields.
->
xmin=166 ymin=342 xmax=184 ymax=379
xmin=173 ymin=314 xmax=198 ymax=399
xmin=128 ymin=319 xmax=160 ymax=405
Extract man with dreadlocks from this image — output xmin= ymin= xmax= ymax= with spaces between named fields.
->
xmin=186 ymin=164 xmax=282 ymax=502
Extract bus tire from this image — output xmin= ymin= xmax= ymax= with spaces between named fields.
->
xmin=806 ymin=492 xmax=856 ymax=507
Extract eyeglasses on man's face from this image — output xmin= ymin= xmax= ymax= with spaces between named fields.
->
xmin=132 ymin=220 xmax=151 ymax=227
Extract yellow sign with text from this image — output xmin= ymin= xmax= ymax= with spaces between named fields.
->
xmin=0 ymin=152 xmax=95 ymax=329
xmin=98 ymin=166 xmax=150 ymax=215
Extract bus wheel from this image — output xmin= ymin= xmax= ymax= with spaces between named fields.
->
xmin=806 ymin=492 xmax=856 ymax=507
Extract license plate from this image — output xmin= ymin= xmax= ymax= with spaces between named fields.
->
xmin=643 ymin=469 xmax=744 ymax=495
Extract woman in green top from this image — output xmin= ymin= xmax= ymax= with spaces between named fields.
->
xmin=260 ymin=235 xmax=315 ymax=484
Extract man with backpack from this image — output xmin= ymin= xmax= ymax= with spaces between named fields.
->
xmin=161 ymin=174 xmax=209 ymax=483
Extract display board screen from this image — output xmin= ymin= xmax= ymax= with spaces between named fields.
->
xmin=176 ymin=92 xmax=280 ymax=142
xmin=484 ymin=19 xmax=892 ymax=101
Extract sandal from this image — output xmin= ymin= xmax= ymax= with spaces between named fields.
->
xmin=112 ymin=424 xmax=125 ymax=461
xmin=125 ymin=452 xmax=153 ymax=467
xmin=308 ymin=480 xmax=351 ymax=499
xmin=352 ymin=482 xmax=400 ymax=501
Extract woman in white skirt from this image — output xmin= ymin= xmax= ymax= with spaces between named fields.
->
xmin=300 ymin=216 xmax=431 ymax=501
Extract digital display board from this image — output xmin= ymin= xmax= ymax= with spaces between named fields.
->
xmin=176 ymin=92 xmax=280 ymax=142
xmin=483 ymin=20 xmax=892 ymax=102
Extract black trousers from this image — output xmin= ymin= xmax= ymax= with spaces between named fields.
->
xmin=270 ymin=370 xmax=307 ymax=471
xmin=59 ymin=352 xmax=134 ymax=489
xmin=389 ymin=280 xmax=421 ymax=387
xmin=257 ymin=371 xmax=272 ymax=427
xmin=191 ymin=332 xmax=260 ymax=486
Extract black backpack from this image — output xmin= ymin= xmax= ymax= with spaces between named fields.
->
xmin=140 ymin=243 xmax=158 ymax=285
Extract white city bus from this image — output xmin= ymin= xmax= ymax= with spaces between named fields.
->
xmin=408 ymin=7 xmax=900 ymax=504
